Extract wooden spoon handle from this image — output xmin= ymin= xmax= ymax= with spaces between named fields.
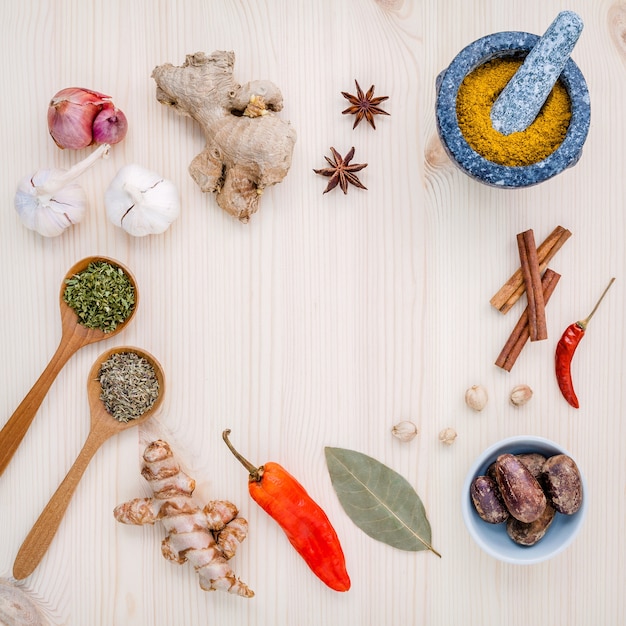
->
xmin=0 ymin=334 xmax=85 ymax=477
xmin=12 ymin=428 xmax=107 ymax=580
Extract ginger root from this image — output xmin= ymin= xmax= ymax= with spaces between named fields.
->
xmin=152 ymin=51 xmax=296 ymax=223
xmin=113 ymin=440 xmax=254 ymax=598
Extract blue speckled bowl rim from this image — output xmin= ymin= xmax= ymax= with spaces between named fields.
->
xmin=435 ymin=31 xmax=591 ymax=188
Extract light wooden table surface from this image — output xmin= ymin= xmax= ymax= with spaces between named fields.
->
xmin=1 ymin=1 xmax=625 ymax=624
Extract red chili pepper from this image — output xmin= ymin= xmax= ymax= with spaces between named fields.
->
xmin=222 ymin=430 xmax=351 ymax=592
xmin=555 ymin=278 xmax=615 ymax=408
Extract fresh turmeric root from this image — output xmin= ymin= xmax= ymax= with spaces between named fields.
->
xmin=113 ymin=440 xmax=254 ymax=598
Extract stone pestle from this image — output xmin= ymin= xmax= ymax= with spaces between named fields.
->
xmin=490 ymin=11 xmax=584 ymax=136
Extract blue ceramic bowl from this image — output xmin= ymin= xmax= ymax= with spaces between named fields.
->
xmin=436 ymin=32 xmax=590 ymax=187
xmin=461 ymin=435 xmax=587 ymax=564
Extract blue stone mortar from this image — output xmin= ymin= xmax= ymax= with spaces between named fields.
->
xmin=435 ymin=31 xmax=591 ymax=188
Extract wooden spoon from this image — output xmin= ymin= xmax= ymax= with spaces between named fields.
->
xmin=0 ymin=256 xmax=138 ymax=477
xmin=12 ymin=346 xmax=165 ymax=580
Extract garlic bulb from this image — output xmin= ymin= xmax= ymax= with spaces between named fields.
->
xmin=14 ymin=143 xmax=110 ymax=237
xmin=105 ymin=164 xmax=180 ymax=236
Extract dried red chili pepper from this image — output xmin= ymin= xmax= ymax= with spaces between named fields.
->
xmin=555 ymin=278 xmax=615 ymax=408
xmin=222 ymin=429 xmax=351 ymax=592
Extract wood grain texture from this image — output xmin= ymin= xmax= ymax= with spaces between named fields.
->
xmin=0 ymin=256 xmax=138 ymax=476
xmin=0 ymin=0 xmax=624 ymax=624
xmin=12 ymin=346 xmax=164 ymax=581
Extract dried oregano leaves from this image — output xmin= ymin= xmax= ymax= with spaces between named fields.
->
xmin=63 ymin=260 xmax=135 ymax=332
xmin=324 ymin=447 xmax=440 ymax=556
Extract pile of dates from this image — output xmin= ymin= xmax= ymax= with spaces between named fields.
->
xmin=470 ymin=452 xmax=582 ymax=546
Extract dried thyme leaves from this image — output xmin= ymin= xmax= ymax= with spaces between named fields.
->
xmin=63 ymin=261 xmax=135 ymax=333
xmin=98 ymin=352 xmax=159 ymax=422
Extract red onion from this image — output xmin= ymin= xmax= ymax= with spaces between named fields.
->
xmin=47 ymin=87 xmax=128 ymax=149
xmin=92 ymin=103 xmax=128 ymax=145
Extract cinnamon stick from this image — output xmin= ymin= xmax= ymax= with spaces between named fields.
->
xmin=495 ymin=269 xmax=561 ymax=371
xmin=490 ymin=226 xmax=571 ymax=313
xmin=517 ymin=229 xmax=547 ymax=341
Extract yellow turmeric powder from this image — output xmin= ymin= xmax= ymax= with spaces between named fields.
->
xmin=456 ymin=58 xmax=571 ymax=167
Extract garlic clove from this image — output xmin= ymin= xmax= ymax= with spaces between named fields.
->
xmin=105 ymin=164 xmax=180 ymax=237
xmin=465 ymin=385 xmax=488 ymax=411
xmin=391 ymin=420 xmax=419 ymax=442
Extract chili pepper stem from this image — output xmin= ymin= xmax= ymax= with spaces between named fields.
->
xmin=222 ymin=429 xmax=263 ymax=482
xmin=578 ymin=277 xmax=615 ymax=330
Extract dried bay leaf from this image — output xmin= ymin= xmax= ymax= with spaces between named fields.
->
xmin=324 ymin=447 xmax=441 ymax=557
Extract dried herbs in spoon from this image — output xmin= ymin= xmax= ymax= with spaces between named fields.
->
xmin=98 ymin=351 xmax=159 ymax=422
xmin=63 ymin=260 xmax=135 ymax=333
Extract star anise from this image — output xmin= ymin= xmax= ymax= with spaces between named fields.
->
xmin=313 ymin=147 xmax=367 ymax=194
xmin=341 ymin=80 xmax=390 ymax=129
